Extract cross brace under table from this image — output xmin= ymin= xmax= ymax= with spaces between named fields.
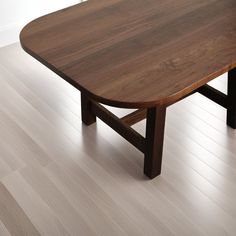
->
xmin=81 ymin=68 xmax=236 ymax=179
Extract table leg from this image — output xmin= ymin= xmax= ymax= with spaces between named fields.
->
xmin=144 ymin=106 xmax=166 ymax=179
xmin=227 ymin=68 xmax=236 ymax=129
xmin=81 ymin=93 xmax=96 ymax=125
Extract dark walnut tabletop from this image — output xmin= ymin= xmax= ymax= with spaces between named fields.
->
xmin=20 ymin=0 xmax=236 ymax=108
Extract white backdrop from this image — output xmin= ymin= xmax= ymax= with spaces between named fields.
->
xmin=0 ymin=0 xmax=81 ymax=46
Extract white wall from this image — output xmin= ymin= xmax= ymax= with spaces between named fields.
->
xmin=0 ymin=0 xmax=81 ymax=47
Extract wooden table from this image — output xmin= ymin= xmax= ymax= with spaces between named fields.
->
xmin=20 ymin=0 xmax=236 ymax=179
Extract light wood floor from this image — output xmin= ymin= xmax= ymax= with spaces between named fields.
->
xmin=0 ymin=43 xmax=236 ymax=236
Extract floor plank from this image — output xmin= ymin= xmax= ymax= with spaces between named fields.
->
xmin=0 ymin=182 xmax=40 ymax=236
xmin=2 ymin=172 xmax=70 ymax=236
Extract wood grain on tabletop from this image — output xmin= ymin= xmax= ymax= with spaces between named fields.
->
xmin=20 ymin=0 xmax=236 ymax=108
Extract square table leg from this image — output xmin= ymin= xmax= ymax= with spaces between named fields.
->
xmin=81 ymin=93 xmax=96 ymax=125
xmin=227 ymin=68 xmax=236 ymax=129
xmin=144 ymin=106 xmax=166 ymax=179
